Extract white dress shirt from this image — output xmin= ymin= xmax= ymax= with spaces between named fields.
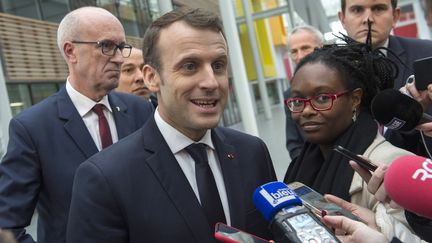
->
xmin=66 ymin=80 xmax=118 ymax=151
xmin=154 ymin=108 xmax=231 ymax=225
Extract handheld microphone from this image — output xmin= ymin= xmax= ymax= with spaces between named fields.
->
xmin=371 ymin=89 xmax=432 ymax=131
xmin=253 ymin=181 xmax=340 ymax=243
xmin=384 ymin=155 xmax=432 ymax=219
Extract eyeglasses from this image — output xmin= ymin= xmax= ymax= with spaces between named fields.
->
xmin=285 ymin=90 xmax=350 ymax=113
xmin=72 ymin=40 xmax=132 ymax=57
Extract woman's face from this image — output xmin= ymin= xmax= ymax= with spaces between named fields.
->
xmin=290 ymin=62 xmax=361 ymax=145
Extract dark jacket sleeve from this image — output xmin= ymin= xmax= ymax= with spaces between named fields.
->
xmin=405 ymin=210 xmax=432 ymax=242
xmin=0 ymin=118 xmax=39 ymax=243
xmin=67 ymin=161 xmax=127 ymax=243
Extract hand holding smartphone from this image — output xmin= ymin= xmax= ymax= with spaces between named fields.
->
xmin=413 ymin=56 xmax=432 ymax=90
xmin=288 ymin=182 xmax=363 ymax=223
xmin=214 ymin=222 xmax=270 ymax=243
xmin=333 ymin=145 xmax=378 ymax=172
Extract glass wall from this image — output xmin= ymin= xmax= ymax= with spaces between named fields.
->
xmin=6 ymin=82 xmax=64 ymax=116
xmin=0 ymin=0 xmax=40 ymax=19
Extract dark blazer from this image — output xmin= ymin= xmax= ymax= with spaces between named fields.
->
xmin=388 ymin=35 xmax=432 ymax=89
xmin=0 ymin=87 xmax=154 ymax=243
xmin=66 ymin=117 xmax=276 ymax=243
xmin=386 ymin=36 xmax=432 ymax=155
xmin=283 ymin=88 xmax=304 ymax=160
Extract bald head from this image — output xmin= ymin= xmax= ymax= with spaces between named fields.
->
xmin=57 ymin=7 xmax=123 ymax=59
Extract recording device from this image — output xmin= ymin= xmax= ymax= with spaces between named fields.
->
xmin=371 ymin=89 xmax=432 ymax=131
xmin=288 ymin=181 xmax=362 ymax=222
xmin=384 ymin=155 xmax=432 ymax=219
xmin=214 ymin=222 xmax=270 ymax=243
xmin=413 ymin=56 xmax=432 ymax=90
xmin=333 ymin=145 xmax=378 ymax=172
xmin=253 ymin=181 xmax=340 ymax=243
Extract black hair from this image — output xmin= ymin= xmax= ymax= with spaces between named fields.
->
xmin=294 ymin=32 xmax=398 ymax=112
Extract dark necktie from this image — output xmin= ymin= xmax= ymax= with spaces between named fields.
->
xmin=92 ymin=104 xmax=113 ymax=149
xmin=185 ymin=143 xmax=226 ymax=228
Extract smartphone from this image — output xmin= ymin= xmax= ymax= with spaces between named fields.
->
xmin=214 ymin=222 xmax=270 ymax=243
xmin=333 ymin=145 xmax=378 ymax=172
xmin=413 ymin=56 xmax=432 ymax=90
xmin=288 ymin=182 xmax=363 ymax=222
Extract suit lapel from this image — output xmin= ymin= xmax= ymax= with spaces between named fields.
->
xmin=388 ymin=36 xmax=408 ymax=89
xmin=211 ymin=128 xmax=246 ymax=229
xmin=108 ymin=92 xmax=136 ymax=139
xmin=57 ymin=87 xmax=98 ymax=158
xmin=143 ymin=118 xmax=213 ymax=241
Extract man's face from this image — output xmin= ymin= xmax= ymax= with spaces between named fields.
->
xmin=289 ymin=31 xmax=321 ymax=65
xmin=143 ymin=21 xmax=229 ymax=141
xmin=339 ymin=0 xmax=400 ymax=48
xmin=71 ymin=16 xmax=125 ymax=101
xmin=116 ymin=48 xmax=150 ymax=98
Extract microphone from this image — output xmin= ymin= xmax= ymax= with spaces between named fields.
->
xmin=384 ymin=155 xmax=432 ymax=219
xmin=253 ymin=181 xmax=340 ymax=243
xmin=371 ymin=89 xmax=432 ymax=131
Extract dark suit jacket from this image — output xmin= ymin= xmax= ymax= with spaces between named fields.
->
xmin=283 ymin=88 xmax=304 ymax=160
xmin=66 ymin=117 xmax=276 ymax=243
xmin=0 ymin=87 xmax=154 ymax=243
xmin=386 ymin=36 xmax=432 ymax=155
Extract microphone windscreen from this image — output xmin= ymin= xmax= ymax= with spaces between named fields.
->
xmin=384 ymin=155 xmax=432 ymax=219
xmin=253 ymin=181 xmax=302 ymax=221
xmin=371 ymin=89 xmax=423 ymax=131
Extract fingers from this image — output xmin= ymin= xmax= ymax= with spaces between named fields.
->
xmin=323 ymin=215 xmax=357 ymax=234
xmin=367 ymin=165 xmax=388 ymax=202
xmin=324 ymin=194 xmax=357 ymax=212
xmin=350 ymin=160 xmax=372 ymax=183
xmin=416 ymin=122 xmax=432 ymax=137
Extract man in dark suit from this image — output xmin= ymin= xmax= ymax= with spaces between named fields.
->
xmin=0 ymin=7 xmax=154 ymax=243
xmin=284 ymin=25 xmax=324 ymax=160
xmin=339 ymin=0 xmax=432 ymax=156
xmin=67 ymin=8 xmax=276 ymax=243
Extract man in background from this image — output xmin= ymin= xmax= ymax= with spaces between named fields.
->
xmin=339 ymin=0 xmax=432 ymax=156
xmin=116 ymin=47 xmax=157 ymax=107
xmin=284 ymin=25 xmax=324 ymax=160
xmin=0 ymin=7 xmax=153 ymax=243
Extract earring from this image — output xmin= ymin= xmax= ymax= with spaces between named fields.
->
xmin=352 ymin=108 xmax=357 ymax=122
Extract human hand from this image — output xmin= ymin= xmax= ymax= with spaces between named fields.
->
xmin=322 ymin=215 xmax=388 ymax=243
xmin=324 ymin=194 xmax=378 ymax=230
xmin=416 ymin=122 xmax=432 ymax=137
xmin=0 ymin=229 xmax=17 ymax=243
xmin=403 ymin=79 xmax=432 ymax=111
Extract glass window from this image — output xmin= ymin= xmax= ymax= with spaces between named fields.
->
xmin=40 ymin=0 xmax=69 ymax=23
xmin=7 ymin=84 xmax=32 ymax=116
xmin=30 ymin=83 xmax=58 ymax=104
xmin=0 ymin=0 xmax=40 ymax=19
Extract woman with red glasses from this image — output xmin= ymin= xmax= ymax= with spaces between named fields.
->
xmin=283 ymin=37 xmax=420 ymax=242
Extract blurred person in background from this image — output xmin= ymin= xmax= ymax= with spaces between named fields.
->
xmin=116 ymin=47 xmax=157 ymax=107
xmin=339 ymin=0 xmax=432 ymax=158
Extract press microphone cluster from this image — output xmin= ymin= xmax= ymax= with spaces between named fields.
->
xmin=253 ymin=181 xmax=340 ymax=243
xmin=384 ymin=155 xmax=432 ymax=219
xmin=371 ymin=89 xmax=432 ymax=131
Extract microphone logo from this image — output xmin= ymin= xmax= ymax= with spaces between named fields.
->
xmin=412 ymin=158 xmax=432 ymax=181
xmin=385 ymin=117 xmax=406 ymax=130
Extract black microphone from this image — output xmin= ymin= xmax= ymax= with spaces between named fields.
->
xmin=253 ymin=182 xmax=340 ymax=243
xmin=371 ymin=89 xmax=432 ymax=131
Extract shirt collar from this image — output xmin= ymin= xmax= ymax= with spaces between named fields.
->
xmin=154 ymin=108 xmax=214 ymax=154
xmin=66 ymin=78 xmax=112 ymax=117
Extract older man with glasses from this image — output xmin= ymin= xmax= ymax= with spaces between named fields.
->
xmin=0 ymin=6 xmax=154 ymax=243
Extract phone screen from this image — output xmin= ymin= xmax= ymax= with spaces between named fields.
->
xmin=289 ymin=183 xmax=362 ymax=222
xmin=214 ymin=223 xmax=269 ymax=243
xmin=414 ymin=56 xmax=432 ymax=90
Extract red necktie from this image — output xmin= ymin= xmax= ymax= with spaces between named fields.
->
xmin=92 ymin=104 xmax=113 ymax=149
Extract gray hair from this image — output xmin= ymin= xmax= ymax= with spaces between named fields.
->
xmin=289 ymin=25 xmax=324 ymax=46
xmin=57 ymin=7 xmax=115 ymax=59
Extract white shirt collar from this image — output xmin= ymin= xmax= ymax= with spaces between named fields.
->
xmin=66 ymin=78 xmax=112 ymax=117
xmin=154 ymin=108 xmax=214 ymax=154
